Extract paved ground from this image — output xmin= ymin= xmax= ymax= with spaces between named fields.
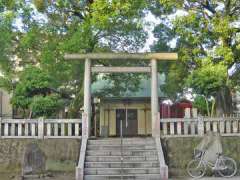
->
xmin=0 ymin=173 xmax=75 ymax=180
xmin=1 ymin=173 xmax=239 ymax=180
xmin=171 ymin=177 xmax=240 ymax=180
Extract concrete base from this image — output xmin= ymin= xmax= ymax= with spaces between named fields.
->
xmin=160 ymin=165 xmax=169 ymax=180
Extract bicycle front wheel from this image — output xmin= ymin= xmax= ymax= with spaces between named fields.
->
xmin=187 ymin=159 xmax=206 ymax=178
xmin=217 ymin=156 xmax=237 ymax=178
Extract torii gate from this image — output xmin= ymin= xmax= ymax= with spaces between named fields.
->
xmin=65 ymin=53 xmax=178 ymax=138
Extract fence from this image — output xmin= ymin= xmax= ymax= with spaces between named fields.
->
xmin=160 ymin=116 xmax=240 ymax=137
xmin=2 ymin=116 xmax=240 ymax=138
xmin=0 ymin=118 xmax=82 ymax=139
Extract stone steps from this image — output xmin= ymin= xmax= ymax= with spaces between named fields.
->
xmin=86 ymin=149 xmax=158 ymax=156
xmin=85 ymin=161 xmax=159 ymax=168
xmin=85 ymin=167 xmax=160 ymax=175
xmin=88 ymin=138 xmax=154 ymax=145
xmin=86 ymin=155 xmax=158 ymax=162
xmin=84 ymin=138 xmax=160 ymax=179
xmin=87 ymin=144 xmax=156 ymax=150
xmin=84 ymin=174 xmax=162 ymax=180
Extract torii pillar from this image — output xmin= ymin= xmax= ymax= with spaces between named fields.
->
xmin=151 ymin=59 xmax=159 ymax=137
xmin=82 ymin=58 xmax=91 ymax=138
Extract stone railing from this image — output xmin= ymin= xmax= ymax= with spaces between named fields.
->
xmin=160 ymin=116 xmax=240 ymax=137
xmin=0 ymin=118 xmax=82 ymax=139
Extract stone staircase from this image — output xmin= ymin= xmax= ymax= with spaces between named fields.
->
xmin=84 ymin=138 xmax=161 ymax=180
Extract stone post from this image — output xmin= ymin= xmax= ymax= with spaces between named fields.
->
xmin=83 ymin=58 xmax=91 ymax=138
xmin=160 ymin=165 xmax=169 ymax=180
xmin=184 ymin=108 xmax=191 ymax=118
xmin=184 ymin=108 xmax=191 ymax=135
xmin=151 ymin=59 xmax=160 ymax=137
xmin=38 ymin=117 xmax=44 ymax=139
xmin=197 ymin=116 xmax=204 ymax=136
xmin=76 ymin=137 xmax=87 ymax=180
xmin=192 ymin=108 xmax=198 ymax=118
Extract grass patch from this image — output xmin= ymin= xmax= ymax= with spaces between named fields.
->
xmin=46 ymin=160 xmax=75 ymax=172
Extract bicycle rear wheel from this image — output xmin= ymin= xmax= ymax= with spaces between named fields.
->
xmin=187 ymin=159 xmax=206 ymax=178
xmin=217 ymin=156 xmax=237 ymax=178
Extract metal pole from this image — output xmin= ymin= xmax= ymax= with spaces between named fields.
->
xmin=120 ymin=119 xmax=123 ymax=180
xmin=94 ymin=109 xmax=97 ymax=137
xmin=125 ymin=108 xmax=128 ymax=128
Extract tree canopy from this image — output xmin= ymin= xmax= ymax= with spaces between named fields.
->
xmin=0 ymin=0 xmax=149 ymax=117
xmin=1 ymin=0 xmax=240 ymax=117
xmin=151 ymin=0 xmax=240 ymax=115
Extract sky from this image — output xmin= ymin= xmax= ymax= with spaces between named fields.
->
xmin=141 ymin=12 xmax=159 ymax=52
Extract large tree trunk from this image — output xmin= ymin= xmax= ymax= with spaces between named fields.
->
xmin=215 ymin=87 xmax=233 ymax=116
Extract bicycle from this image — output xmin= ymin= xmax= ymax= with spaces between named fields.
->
xmin=187 ymin=149 xmax=237 ymax=178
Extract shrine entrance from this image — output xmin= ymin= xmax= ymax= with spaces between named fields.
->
xmin=116 ymin=109 xmax=138 ymax=137
xmin=65 ymin=53 xmax=177 ymax=138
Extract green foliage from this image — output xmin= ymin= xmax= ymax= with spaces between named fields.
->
xmin=30 ymin=94 xmax=64 ymax=118
xmin=186 ymin=61 xmax=228 ymax=96
xmin=11 ymin=66 xmax=64 ymax=118
xmin=160 ymin=63 xmax=187 ymax=100
xmin=158 ymin=0 xmax=184 ymax=12
xmin=186 ymin=60 xmax=228 ymax=116
xmin=14 ymin=66 xmax=53 ymax=95
xmin=193 ymin=95 xmax=210 ymax=116
xmin=0 ymin=0 xmax=149 ymax=117
xmin=33 ymin=0 xmax=48 ymax=12
xmin=152 ymin=0 xmax=240 ymax=114
xmin=171 ymin=1 xmax=240 ymax=67
xmin=0 ymin=15 xmax=13 ymax=74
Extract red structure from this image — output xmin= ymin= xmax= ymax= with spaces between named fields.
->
xmin=160 ymin=103 xmax=171 ymax=118
xmin=160 ymin=99 xmax=192 ymax=118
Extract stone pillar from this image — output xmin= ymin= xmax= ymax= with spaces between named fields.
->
xmin=82 ymin=58 xmax=91 ymax=138
xmin=38 ymin=117 xmax=44 ymax=139
xmin=151 ymin=59 xmax=160 ymax=137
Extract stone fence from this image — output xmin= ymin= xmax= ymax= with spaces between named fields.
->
xmin=0 ymin=118 xmax=82 ymax=139
xmin=2 ymin=116 xmax=240 ymax=139
xmin=161 ymin=116 xmax=240 ymax=137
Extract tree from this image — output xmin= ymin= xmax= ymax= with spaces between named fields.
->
xmin=0 ymin=2 xmax=16 ymax=91
xmin=0 ymin=0 xmax=149 ymax=117
xmin=11 ymin=66 xmax=64 ymax=118
xmin=150 ymin=7 xmax=188 ymax=102
xmin=30 ymin=94 xmax=64 ymax=118
xmin=152 ymin=0 xmax=240 ymax=115
xmin=187 ymin=60 xmax=228 ymax=116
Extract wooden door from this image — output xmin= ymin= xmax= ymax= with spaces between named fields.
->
xmin=116 ymin=109 xmax=138 ymax=136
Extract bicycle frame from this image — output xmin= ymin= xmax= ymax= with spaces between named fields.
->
xmin=196 ymin=151 xmax=225 ymax=171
